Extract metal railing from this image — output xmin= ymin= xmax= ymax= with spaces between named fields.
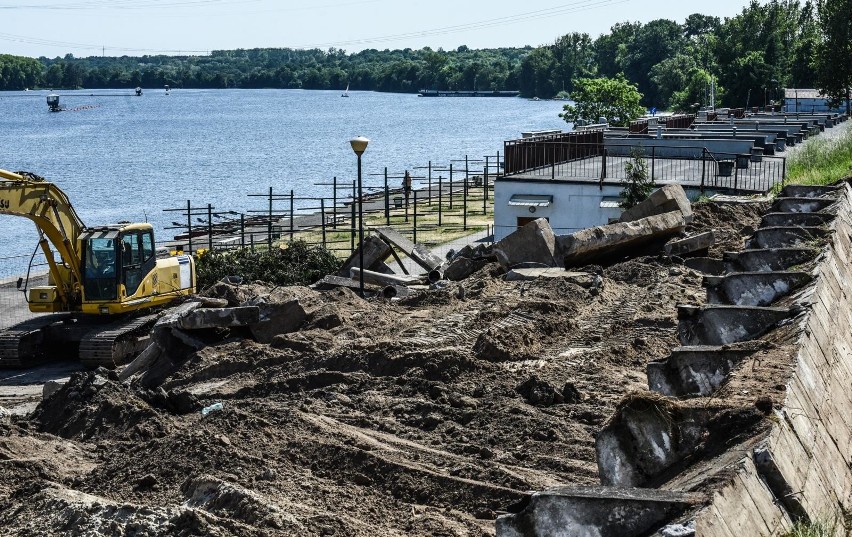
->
xmin=502 ymin=140 xmax=786 ymax=194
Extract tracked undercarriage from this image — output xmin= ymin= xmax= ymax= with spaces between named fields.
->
xmin=0 ymin=312 xmax=158 ymax=369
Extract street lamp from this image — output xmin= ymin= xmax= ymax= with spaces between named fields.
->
xmin=350 ymin=135 xmax=369 ymax=297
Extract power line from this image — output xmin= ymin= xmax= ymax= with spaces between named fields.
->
xmin=0 ymin=0 xmax=630 ymax=56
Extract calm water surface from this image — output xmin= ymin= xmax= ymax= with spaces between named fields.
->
xmin=0 ymin=88 xmax=567 ymax=270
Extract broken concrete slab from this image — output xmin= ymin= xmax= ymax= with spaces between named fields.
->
xmin=647 ymin=345 xmax=758 ymax=397
xmin=704 ymin=272 xmax=812 ymax=306
xmin=444 ymin=256 xmax=489 ymax=281
xmin=374 ymin=226 xmax=444 ymax=272
xmin=558 ymin=211 xmax=686 ymax=267
xmin=177 ymin=306 xmax=260 ymax=330
xmin=724 ymin=248 xmax=819 ymax=272
xmin=496 ymin=486 xmax=703 ymax=537
xmin=677 ymin=305 xmax=792 ymax=346
xmin=349 ymin=267 xmax=423 ymax=287
xmin=314 ymin=275 xmax=381 ymax=293
xmin=619 ymin=184 xmax=693 ymax=224
xmin=247 ymin=299 xmax=307 ymax=344
xmin=746 ymin=226 xmax=829 ymax=249
xmin=665 ymin=231 xmax=715 ymax=257
xmin=493 ymin=218 xmax=558 ymax=269
xmin=504 ymin=268 xmax=600 ymax=288
xmin=336 ymin=235 xmax=393 ymax=277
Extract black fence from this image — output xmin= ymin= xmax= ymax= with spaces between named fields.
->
xmin=161 ymin=152 xmax=504 ymax=257
xmin=503 ymin=130 xmax=605 ymax=175
xmin=502 ymin=140 xmax=787 ymax=194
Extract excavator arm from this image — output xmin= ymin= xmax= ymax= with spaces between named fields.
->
xmin=0 ymin=168 xmax=86 ymax=310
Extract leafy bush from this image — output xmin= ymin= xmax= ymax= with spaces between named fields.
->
xmin=619 ymin=149 xmax=654 ymax=209
xmin=194 ymin=240 xmax=340 ymax=290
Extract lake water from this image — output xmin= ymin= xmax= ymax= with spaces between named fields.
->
xmin=0 ymin=88 xmax=568 ymax=274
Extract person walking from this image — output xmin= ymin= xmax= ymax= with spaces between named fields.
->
xmin=403 ymin=170 xmax=412 ymax=203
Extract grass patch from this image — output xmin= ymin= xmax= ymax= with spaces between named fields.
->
xmin=784 ymin=127 xmax=852 ymax=187
xmin=780 ymin=517 xmax=842 ymax=537
xmin=291 ymin=187 xmax=495 ymax=258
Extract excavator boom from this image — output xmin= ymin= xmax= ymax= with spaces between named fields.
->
xmin=0 ymin=168 xmax=85 ymax=310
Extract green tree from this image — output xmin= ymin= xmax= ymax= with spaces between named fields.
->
xmin=618 ymin=19 xmax=686 ymax=107
xmin=815 ymin=0 xmax=852 ymax=113
xmin=619 ymin=149 xmax=653 ymax=209
xmin=560 ymin=75 xmax=644 ymax=127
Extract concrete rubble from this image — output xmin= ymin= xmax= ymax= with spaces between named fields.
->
xmin=558 ymin=211 xmax=687 ymax=267
xmin=619 ymin=184 xmax=694 ymax=224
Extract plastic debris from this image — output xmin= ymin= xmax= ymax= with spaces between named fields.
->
xmin=201 ymin=402 xmax=224 ymax=416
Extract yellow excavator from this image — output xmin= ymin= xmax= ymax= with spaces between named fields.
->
xmin=0 ymin=168 xmax=196 ymax=368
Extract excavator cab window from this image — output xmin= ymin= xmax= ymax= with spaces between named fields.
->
xmin=83 ymin=238 xmax=118 ymax=301
xmin=121 ymin=230 xmax=156 ymax=297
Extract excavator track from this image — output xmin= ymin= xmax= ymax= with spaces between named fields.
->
xmin=78 ymin=314 xmax=158 ymax=369
xmin=0 ymin=314 xmax=67 ymax=369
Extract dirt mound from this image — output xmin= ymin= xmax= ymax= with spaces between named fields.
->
xmin=0 ymin=196 xmax=791 ymax=536
xmin=33 ymin=369 xmax=171 ymax=441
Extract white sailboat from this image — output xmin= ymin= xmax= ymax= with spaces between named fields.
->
xmin=341 ymin=83 xmax=349 ymax=97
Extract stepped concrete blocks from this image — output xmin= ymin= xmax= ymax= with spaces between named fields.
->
xmin=677 ymin=305 xmax=792 ymax=346
xmin=496 ymin=486 xmax=703 ymax=537
xmin=746 ymin=226 xmax=829 ymax=249
xmin=778 ymin=184 xmax=842 ymax=199
xmin=596 ymin=398 xmax=710 ymax=487
xmin=619 ymin=184 xmax=693 ymax=224
xmin=683 ymin=257 xmax=725 ymax=275
xmin=760 ymin=212 xmax=834 ymax=228
xmin=493 ymin=218 xmax=558 ymax=269
xmin=704 ymin=272 xmax=812 ymax=306
xmin=723 ymin=248 xmax=819 ymax=273
xmin=665 ymin=231 xmax=715 ymax=257
xmin=771 ymin=197 xmax=836 ymax=214
xmin=558 ymin=211 xmax=686 ymax=267
xmin=647 ymin=345 xmax=757 ymax=397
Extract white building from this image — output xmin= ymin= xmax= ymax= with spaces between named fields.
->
xmin=493 ymin=177 xmax=623 ymax=240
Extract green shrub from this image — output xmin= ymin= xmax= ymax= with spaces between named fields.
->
xmin=194 ymin=240 xmax=340 ymax=290
xmin=619 ymin=149 xmax=654 ymax=209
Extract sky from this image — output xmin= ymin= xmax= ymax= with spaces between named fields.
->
xmin=1 ymin=0 xmax=756 ymax=59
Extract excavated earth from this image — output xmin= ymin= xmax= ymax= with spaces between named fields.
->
xmin=0 ymin=201 xmax=773 ymax=536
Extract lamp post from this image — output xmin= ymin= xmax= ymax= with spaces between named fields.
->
xmin=350 ymin=136 xmax=369 ymax=297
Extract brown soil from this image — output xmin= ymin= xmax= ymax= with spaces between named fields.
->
xmin=0 ymin=201 xmax=778 ymax=536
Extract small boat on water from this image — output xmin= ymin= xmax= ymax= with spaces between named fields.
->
xmin=341 ymin=84 xmax=349 ymax=97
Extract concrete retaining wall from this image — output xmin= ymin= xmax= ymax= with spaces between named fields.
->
xmin=696 ymin=184 xmax=852 ymax=535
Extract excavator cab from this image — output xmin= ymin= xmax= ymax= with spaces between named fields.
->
xmin=82 ymin=235 xmax=119 ymax=301
xmin=80 ymin=224 xmax=159 ymax=311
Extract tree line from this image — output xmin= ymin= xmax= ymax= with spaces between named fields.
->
xmin=0 ymin=0 xmax=849 ymax=112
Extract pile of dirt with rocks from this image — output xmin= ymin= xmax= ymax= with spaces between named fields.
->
xmin=0 ymin=201 xmax=772 ymax=536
